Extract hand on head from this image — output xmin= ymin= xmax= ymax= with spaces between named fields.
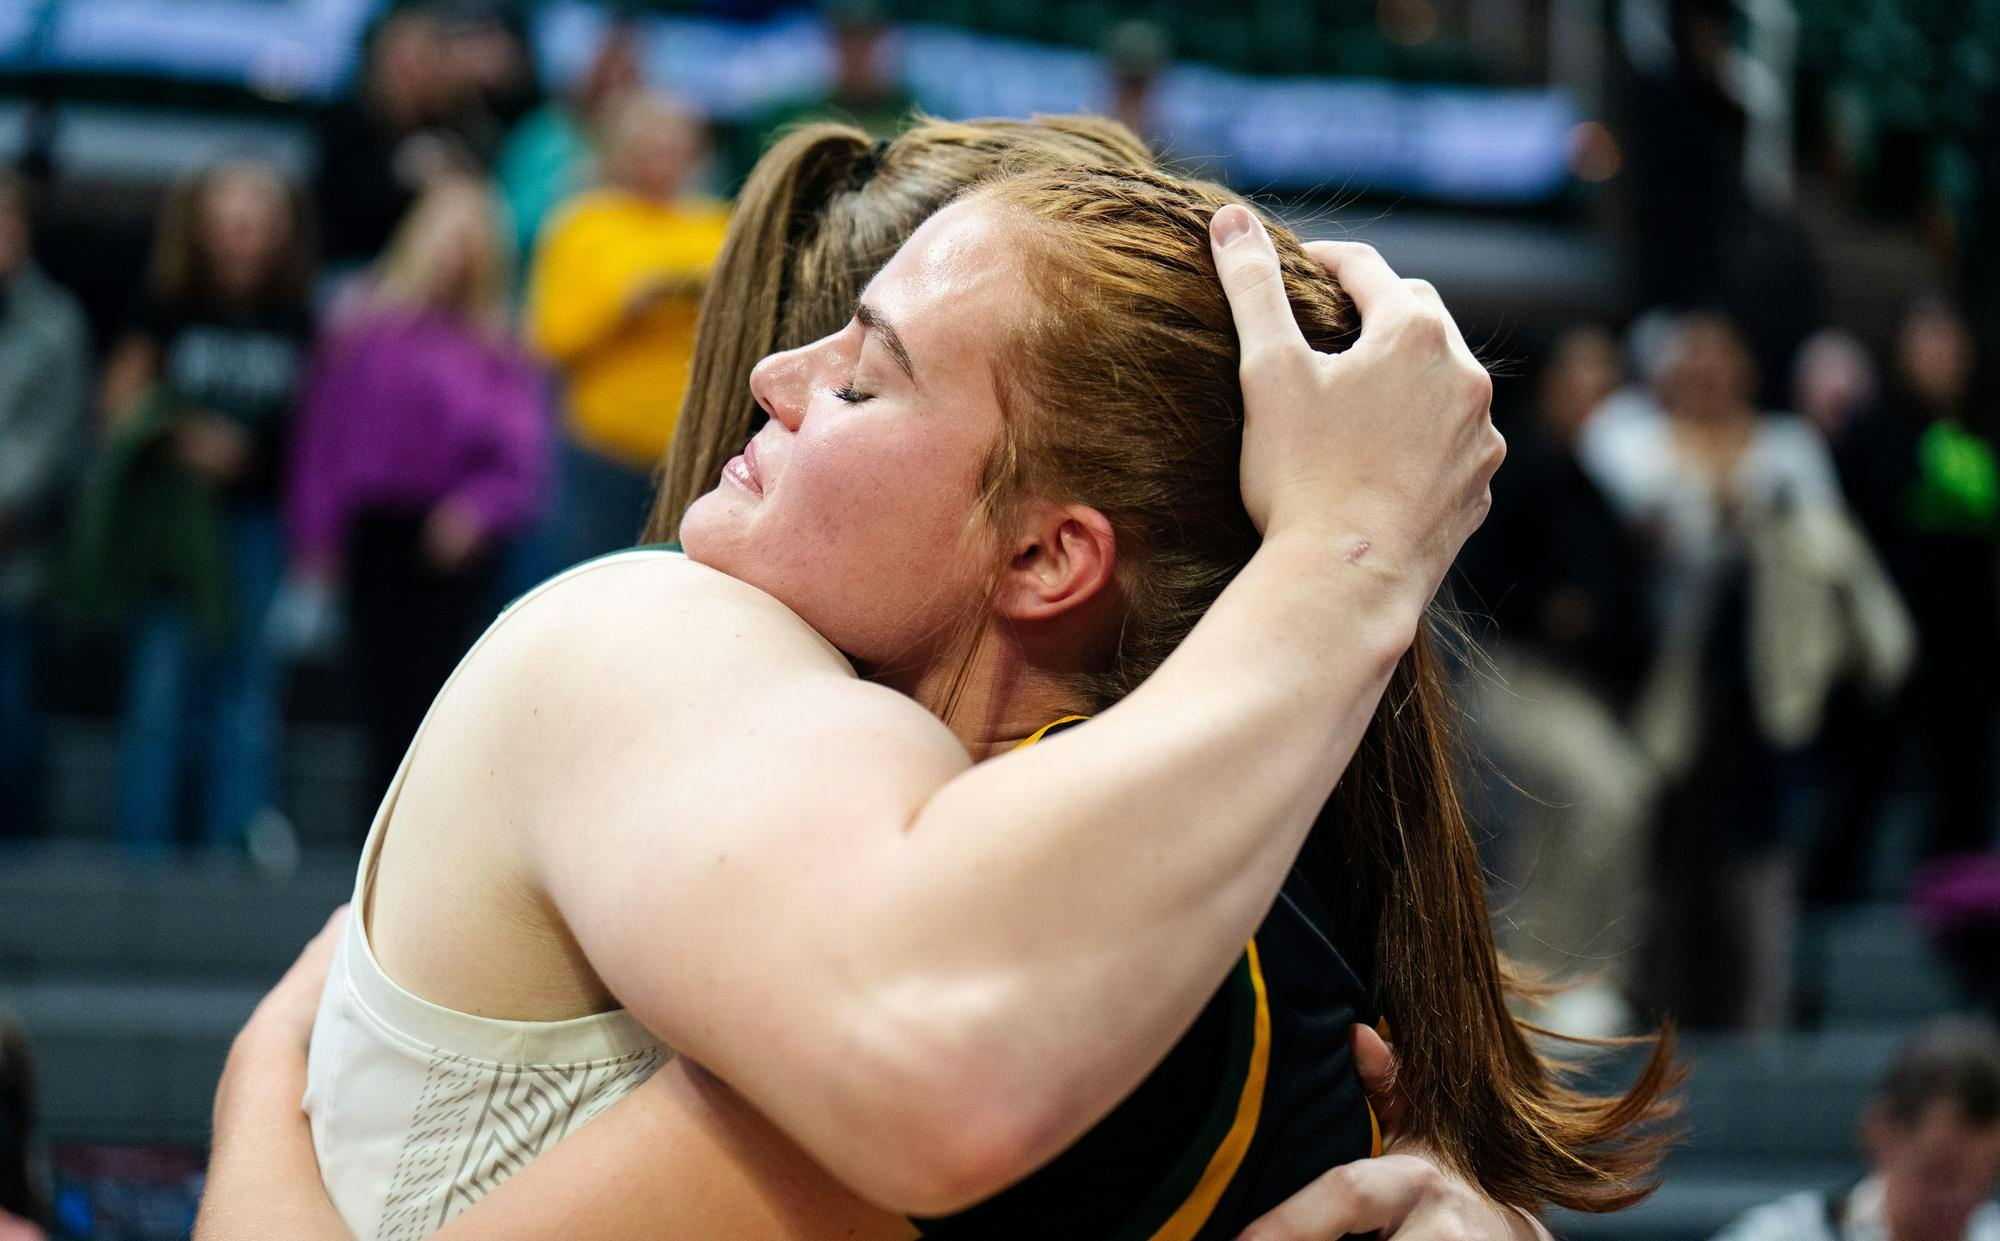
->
xmin=1209 ymin=205 xmax=1501 ymax=600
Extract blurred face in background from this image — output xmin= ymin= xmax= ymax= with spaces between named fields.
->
xmin=200 ymin=165 xmax=292 ymax=306
xmin=834 ymin=21 xmax=892 ymax=97
xmin=0 ymin=187 xmax=27 ymax=282
xmin=1659 ymin=315 xmax=1756 ymax=425
xmin=443 ymin=18 xmax=531 ymax=105
xmin=371 ymin=13 xmax=450 ymax=126
xmin=1539 ymin=327 xmax=1622 ymax=441
xmin=1793 ymin=329 xmax=1877 ymax=440
xmin=1867 ymin=1101 xmax=2000 ymax=1241
xmin=606 ymin=97 xmax=704 ymax=202
xmin=1897 ymin=301 xmax=1974 ymax=414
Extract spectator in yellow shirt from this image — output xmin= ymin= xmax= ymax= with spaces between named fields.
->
xmin=527 ymin=93 xmax=729 ymax=565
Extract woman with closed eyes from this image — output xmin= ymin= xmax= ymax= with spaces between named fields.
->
xmin=198 ymin=119 xmax=1672 ymax=1241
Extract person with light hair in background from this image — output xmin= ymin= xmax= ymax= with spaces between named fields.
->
xmin=1715 ymin=1017 xmax=2000 ymax=1241
xmin=286 ymin=175 xmax=549 ymax=811
xmin=1583 ymin=311 xmax=1914 ymax=1031
xmin=0 ymin=171 xmax=90 ymax=838
xmin=526 ymin=91 xmax=729 ymax=567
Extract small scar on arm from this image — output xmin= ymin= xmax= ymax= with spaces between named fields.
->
xmin=1344 ymin=539 xmax=1372 ymax=564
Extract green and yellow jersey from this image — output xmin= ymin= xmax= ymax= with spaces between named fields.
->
xmin=915 ymin=717 xmax=1381 ymax=1241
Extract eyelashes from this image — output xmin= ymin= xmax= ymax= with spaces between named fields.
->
xmin=832 ymin=384 xmax=874 ymax=405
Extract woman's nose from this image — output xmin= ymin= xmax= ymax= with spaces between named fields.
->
xmin=747 ymin=345 xmax=813 ymax=432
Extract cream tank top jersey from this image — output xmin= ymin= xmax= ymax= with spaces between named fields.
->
xmin=304 ymin=549 xmax=679 ymax=1241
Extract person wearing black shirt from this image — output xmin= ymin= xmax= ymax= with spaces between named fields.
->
xmin=95 ymin=162 xmax=314 ymax=853
xmin=1823 ymin=299 xmax=2000 ymax=875
xmin=315 ymin=9 xmax=484 ymax=270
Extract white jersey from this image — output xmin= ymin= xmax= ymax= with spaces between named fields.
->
xmin=304 ymin=550 xmax=679 ymax=1240
xmin=1713 ymin=1176 xmax=2000 ymax=1241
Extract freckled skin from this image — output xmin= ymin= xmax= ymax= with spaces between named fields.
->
xmin=679 ymin=203 xmax=1025 ymax=673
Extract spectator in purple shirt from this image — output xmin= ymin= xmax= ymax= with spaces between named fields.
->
xmin=287 ymin=175 xmax=550 ymax=804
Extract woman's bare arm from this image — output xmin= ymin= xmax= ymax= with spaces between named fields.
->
xmin=199 ymin=927 xmax=1532 ymax=1241
xmin=195 ymin=912 xmax=351 ymax=1241
xmin=512 ymin=220 xmax=1500 ymax=1213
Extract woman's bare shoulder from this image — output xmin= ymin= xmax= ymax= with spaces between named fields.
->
xmin=460 ymin=551 xmax=957 ymax=766
xmin=442 ymin=550 xmax=967 ymax=845
xmin=501 ymin=550 xmax=850 ymax=676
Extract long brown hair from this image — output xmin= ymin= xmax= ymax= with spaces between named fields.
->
xmin=645 ymin=114 xmax=1153 ymax=541
xmin=969 ymin=166 xmax=1679 ymax=1213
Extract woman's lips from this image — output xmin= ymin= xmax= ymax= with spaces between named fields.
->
xmin=724 ymin=440 xmax=765 ymax=496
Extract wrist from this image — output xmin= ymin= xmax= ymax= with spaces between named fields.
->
xmin=1257 ymin=524 xmax=1429 ymax=652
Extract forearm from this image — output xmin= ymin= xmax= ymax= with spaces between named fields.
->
xmin=908 ymin=535 xmax=1415 ymax=1118
xmin=194 ymin=1030 xmax=353 ymax=1241
xmin=427 ymin=1063 xmax=914 ymax=1241
xmin=726 ymin=532 xmax=1426 ymax=1210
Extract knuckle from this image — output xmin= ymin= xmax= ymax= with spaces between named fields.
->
xmin=1395 ymin=309 xmax=1448 ymax=352
xmin=1404 ymin=277 xmax=1438 ymax=299
xmin=1240 ymin=339 xmax=1309 ymax=384
xmin=1230 ymin=252 xmax=1285 ymax=296
xmin=1412 ymin=1158 xmax=1450 ymax=1194
xmin=1320 ymin=1163 xmax=1359 ymax=1194
xmin=1464 ymin=364 xmax=1495 ymax=407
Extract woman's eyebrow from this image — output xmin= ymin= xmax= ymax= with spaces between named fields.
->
xmin=855 ymin=302 xmax=917 ymax=383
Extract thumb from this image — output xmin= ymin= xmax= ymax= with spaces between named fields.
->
xmin=1211 ymin=204 xmax=1310 ymax=368
xmin=1236 ymin=1155 xmax=1428 ymax=1241
xmin=1352 ymin=1021 xmax=1409 ymax=1139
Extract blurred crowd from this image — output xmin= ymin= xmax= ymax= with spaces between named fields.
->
xmin=1463 ymin=299 xmax=1999 ymax=1037
xmin=0 ymin=0 xmax=1994 ymax=1056
xmin=0 ymin=3 xmax=891 ymax=855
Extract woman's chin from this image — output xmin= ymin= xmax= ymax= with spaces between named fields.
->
xmin=676 ymin=491 xmax=737 ymax=568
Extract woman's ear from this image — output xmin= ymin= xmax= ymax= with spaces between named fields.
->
xmin=994 ymin=502 xmax=1117 ymax=622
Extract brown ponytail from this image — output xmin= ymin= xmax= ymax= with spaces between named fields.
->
xmin=972 ymin=166 xmax=1681 ymax=1213
xmin=648 ymin=122 xmax=875 ymax=540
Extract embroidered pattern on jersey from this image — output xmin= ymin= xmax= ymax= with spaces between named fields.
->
xmin=377 ymin=1045 xmax=669 ymax=1240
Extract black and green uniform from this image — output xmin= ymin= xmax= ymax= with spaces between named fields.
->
xmin=916 ymin=717 xmax=1380 ymax=1241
